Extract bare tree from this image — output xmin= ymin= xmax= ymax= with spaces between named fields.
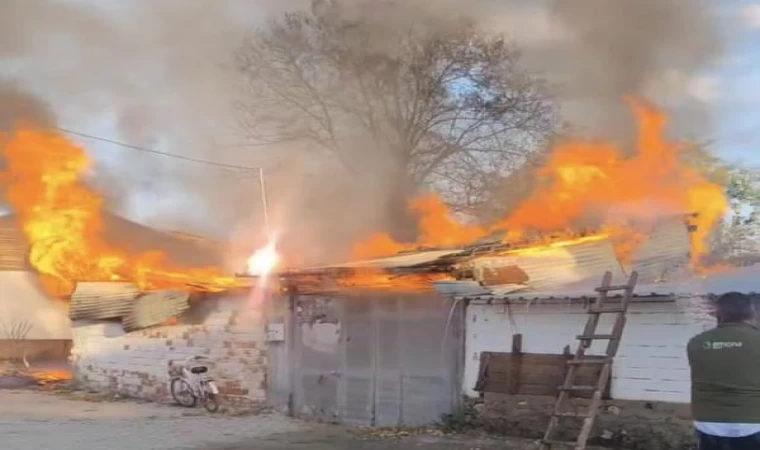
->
xmin=1 ymin=319 xmax=33 ymax=367
xmin=1 ymin=319 xmax=32 ymax=342
xmin=236 ymin=0 xmax=558 ymax=236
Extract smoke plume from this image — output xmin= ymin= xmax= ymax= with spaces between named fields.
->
xmin=0 ymin=0 xmax=308 ymax=236
xmin=0 ymin=0 xmax=727 ymax=267
xmin=544 ymin=0 xmax=724 ymax=144
xmin=406 ymin=0 xmax=725 ymax=143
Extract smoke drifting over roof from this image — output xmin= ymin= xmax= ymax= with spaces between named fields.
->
xmin=0 ymin=0 xmax=727 ymax=265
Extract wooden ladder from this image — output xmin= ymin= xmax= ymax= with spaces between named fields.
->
xmin=539 ymin=270 xmax=639 ymax=450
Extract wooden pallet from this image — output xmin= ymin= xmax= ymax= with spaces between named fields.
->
xmin=539 ymin=270 xmax=639 ymax=450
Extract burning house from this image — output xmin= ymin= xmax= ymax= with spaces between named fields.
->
xmin=1 ymin=95 xmax=756 ymax=441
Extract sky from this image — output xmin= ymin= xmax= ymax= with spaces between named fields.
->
xmin=714 ymin=0 xmax=760 ymax=166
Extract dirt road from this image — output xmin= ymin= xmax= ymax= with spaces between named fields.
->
xmin=0 ymin=390 xmax=533 ymax=450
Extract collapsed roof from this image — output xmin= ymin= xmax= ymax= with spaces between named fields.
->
xmin=0 ymin=212 xmax=225 ymax=272
xmin=279 ymin=218 xmax=693 ymax=297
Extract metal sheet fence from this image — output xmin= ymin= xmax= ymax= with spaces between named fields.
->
xmin=285 ymin=293 xmax=463 ymax=427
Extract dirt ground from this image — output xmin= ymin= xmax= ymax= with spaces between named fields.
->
xmin=0 ymin=389 xmax=539 ymax=450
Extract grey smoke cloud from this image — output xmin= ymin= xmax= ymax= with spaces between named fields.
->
xmin=417 ymin=0 xmax=725 ymax=143
xmin=0 ymin=0 xmax=727 ymax=266
xmin=545 ymin=0 xmax=724 ymax=144
xmin=0 ymin=0 xmax=302 ymax=236
xmin=0 ymin=82 xmax=55 ymax=131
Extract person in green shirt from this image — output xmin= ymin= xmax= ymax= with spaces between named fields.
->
xmin=687 ymin=291 xmax=760 ymax=449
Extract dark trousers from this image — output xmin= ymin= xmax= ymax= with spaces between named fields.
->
xmin=698 ymin=430 xmax=760 ymax=449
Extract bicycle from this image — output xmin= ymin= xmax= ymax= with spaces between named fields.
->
xmin=167 ymin=355 xmax=220 ymax=412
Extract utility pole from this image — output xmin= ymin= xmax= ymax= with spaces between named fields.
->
xmin=258 ymin=167 xmax=270 ymax=235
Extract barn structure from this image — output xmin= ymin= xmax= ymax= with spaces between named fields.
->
xmin=62 ymin=213 xmax=759 ymax=444
xmin=454 ymin=222 xmax=759 ymax=405
xmin=0 ymin=212 xmax=230 ymax=364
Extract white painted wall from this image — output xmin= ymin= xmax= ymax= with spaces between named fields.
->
xmin=0 ymin=271 xmax=71 ymax=339
xmin=465 ymin=300 xmax=713 ymax=403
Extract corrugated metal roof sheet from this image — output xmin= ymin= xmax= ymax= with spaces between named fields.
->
xmin=122 ymin=291 xmax=190 ymax=332
xmin=463 ymin=279 xmax=704 ymax=302
xmin=69 ymin=282 xmax=139 ymax=320
xmin=460 ymin=266 xmax=760 ymax=302
xmin=436 ymin=219 xmax=702 ymax=302
xmin=297 ymin=250 xmax=464 ymax=271
xmin=0 ymin=211 xmax=224 ymax=274
xmin=0 ymin=215 xmax=28 ymax=271
xmin=627 ymin=220 xmax=691 ymax=283
xmin=465 ymin=238 xmax=625 ymax=291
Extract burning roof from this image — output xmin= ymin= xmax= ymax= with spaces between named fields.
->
xmin=0 ymin=128 xmax=243 ymax=296
xmin=0 ymin=212 xmax=224 ymax=267
xmin=353 ymin=99 xmax=727 ymax=270
xmin=276 ymin=216 xmax=692 ymax=296
xmin=0 ymin=98 xmax=732 ymax=311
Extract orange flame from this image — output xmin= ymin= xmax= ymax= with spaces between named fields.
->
xmin=336 ymin=269 xmax=450 ymax=291
xmin=353 ymin=195 xmax=487 ymax=259
xmin=355 ymin=99 xmax=728 ymax=265
xmin=0 ymin=127 xmax=241 ymax=296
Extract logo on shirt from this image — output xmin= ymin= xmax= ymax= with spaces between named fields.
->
xmin=703 ymin=341 xmax=743 ymax=350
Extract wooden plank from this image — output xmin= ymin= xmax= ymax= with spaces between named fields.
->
xmin=485 ymin=353 xmax=568 ymax=370
xmin=509 ymin=334 xmax=523 ymax=394
xmin=482 ymin=351 xmax=610 ymax=399
xmin=485 ymin=353 xmax=606 ymax=373
xmin=474 ymin=351 xmax=491 ymax=392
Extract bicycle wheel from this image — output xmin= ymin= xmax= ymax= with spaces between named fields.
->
xmin=202 ymin=393 xmax=219 ymax=413
xmin=170 ymin=378 xmax=197 ymax=407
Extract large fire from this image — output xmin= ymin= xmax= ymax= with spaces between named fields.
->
xmin=0 ymin=127 xmax=242 ymax=296
xmin=355 ymin=99 xmax=728 ymax=265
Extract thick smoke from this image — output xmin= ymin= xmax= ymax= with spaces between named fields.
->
xmin=0 ymin=0 xmax=310 ymax=237
xmin=413 ymin=0 xmax=725 ymax=144
xmin=0 ymin=83 xmax=56 ymax=132
xmin=544 ymin=0 xmax=724 ymax=144
xmin=0 ymin=0 xmax=727 ymax=268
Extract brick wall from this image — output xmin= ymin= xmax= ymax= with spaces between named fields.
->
xmin=70 ymin=293 xmax=267 ymax=408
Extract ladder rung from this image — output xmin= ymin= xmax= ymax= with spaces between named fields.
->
xmin=542 ymin=439 xmax=578 ymax=446
xmin=576 ymin=334 xmax=619 ymax=340
xmin=558 ymin=385 xmax=597 ymax=392
xmin=595 ymin=284 xmax=632 ymax=292
xmin=567 ymin=358 xmax=609 ymax=365
xmin=589 ymin=307 xmax=627 ymax=314
xmin=553 ymin=411 xmax=589 ymax=418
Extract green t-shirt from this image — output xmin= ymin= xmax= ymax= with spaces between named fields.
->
xmin=687 ymin=322 xmax=760 ymax=423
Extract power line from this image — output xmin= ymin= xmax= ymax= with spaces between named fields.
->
xmin=56 ymin=127 xmax=261 ymax=171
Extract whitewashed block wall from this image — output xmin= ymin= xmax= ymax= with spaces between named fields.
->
xmin=465 ymin=299 xmax=714 ymax=403
xmin=70 ymin=294 xmax=267 ymax=407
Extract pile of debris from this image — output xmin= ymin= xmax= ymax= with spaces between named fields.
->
xmin=0 ymin=360 xmax=72 ymax=389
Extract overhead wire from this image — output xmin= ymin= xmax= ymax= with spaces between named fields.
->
xmin=55 ymin=126 xmax=262 ymax=171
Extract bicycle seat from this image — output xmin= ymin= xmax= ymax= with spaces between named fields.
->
xmin=190 ymin=366 xmax=208 ymax=374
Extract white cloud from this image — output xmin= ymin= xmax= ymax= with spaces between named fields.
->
xmin=740 ymin=4 xmax=760 ymax=28
xmin=686 ymin=75 xmax=720 ymax=104
xmin=644 ymin=71 xmax=720 ymax=104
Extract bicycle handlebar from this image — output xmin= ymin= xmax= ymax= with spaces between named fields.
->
xmin=172 ymin=355 xmax=209 ymax=365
